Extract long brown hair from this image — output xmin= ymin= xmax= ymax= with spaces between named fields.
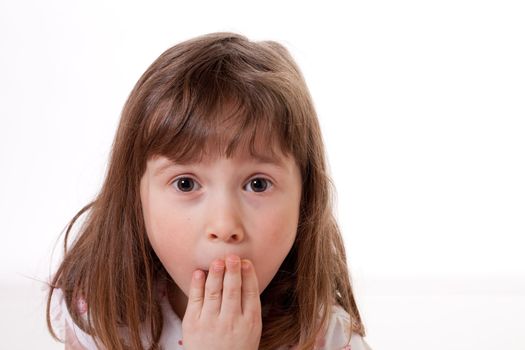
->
xmin=46 ymin=31 xmax=366 ymax=350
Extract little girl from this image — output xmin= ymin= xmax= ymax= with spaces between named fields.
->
xmin=46 ymin=31 xmax=373 ymax=350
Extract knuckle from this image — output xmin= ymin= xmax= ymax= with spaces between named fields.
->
xmin=243 ymin=289 xmax=259 ymax=298
xmin=182 ymin=319 xmax=200 ymax=333
xmin=217 ymin=316 xmax=236 ymax=332
xmin=189 ymin=294 xmax=204 ymax=303
xmin=245 ymin=310 xmax=262 ymax=327
xmin=205 ymin=288 xmax=221 ymax=300
xmin=224 ymin=287 xmax=240 ymax=299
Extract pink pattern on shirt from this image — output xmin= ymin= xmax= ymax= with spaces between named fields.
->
xmin=76 ymin=296 xmax=88 ymax=314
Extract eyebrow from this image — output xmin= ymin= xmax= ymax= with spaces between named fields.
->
xmin=153 ymin=154 xmax=286 ymax=176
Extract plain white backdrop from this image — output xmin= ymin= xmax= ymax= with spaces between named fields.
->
xmin=1 ymin=0 xmax=524 ymax=349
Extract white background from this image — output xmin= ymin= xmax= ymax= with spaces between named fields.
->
xmin=1 ymin=0 xmax=524 ymax=349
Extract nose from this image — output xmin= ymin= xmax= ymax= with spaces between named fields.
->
xmin=205 ymin=191 xmax=245 ymax=244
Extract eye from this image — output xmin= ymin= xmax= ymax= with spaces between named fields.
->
xmin=245 ymin=177 xmax=273 ymax=193
xmin=170 ymin=176 xmax=273 ymax=193
xmin=171 ymin=176 xmax=201 ymax=192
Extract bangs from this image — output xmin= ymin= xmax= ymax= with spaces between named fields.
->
xmin=141 ymin=77 xmax=294 ymax=166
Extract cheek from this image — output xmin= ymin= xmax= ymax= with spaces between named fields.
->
xmin=144 ymin=199 xmax=192 ymax=262
xmin=143 ymin=185 xmax=183 ymax=236
xmin=252 ymin=207 xmax=299 ymax=291
xmin=264 ymin=199 xmax=300 ymax=244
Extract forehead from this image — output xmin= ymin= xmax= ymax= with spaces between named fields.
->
xmin=142 ymin=90 xmax=305 ymax=181
xmin=149 ymin=108 xmax=293 ymax=166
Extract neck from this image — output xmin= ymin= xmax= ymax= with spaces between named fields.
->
xmin=167 ymin=281 xmax=188 ymax=320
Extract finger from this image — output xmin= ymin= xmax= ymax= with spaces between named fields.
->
xmin=184 ymin=269 xmax=206 ymax=321
xmin=201 ymin=259 xmax=225 ymax=316
xmin=220 ymin=255 xmax=242 ymax=317
xmin=241 ymin=259 xmax=261 ymax=316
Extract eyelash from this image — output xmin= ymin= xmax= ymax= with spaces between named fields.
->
xmin=169 ymin=176 xmax=274 ymax=194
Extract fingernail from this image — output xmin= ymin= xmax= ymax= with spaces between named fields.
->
xmin=241 ymin=260 xmax=250 ymax=271
xmin=213 ymin=261 xmax=225 ymax=272
xmin=227 ymin=255 xmax=240 ymax=265
xmin=194 ymin=270 xmax=204 ymax=280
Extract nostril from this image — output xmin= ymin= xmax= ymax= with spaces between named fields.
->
xmin=207 ymin=231 xmax=243 ymax=242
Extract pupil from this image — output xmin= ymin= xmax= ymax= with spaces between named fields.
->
xmin=178 ymin=178 xmax=193 ymax=192
xmin=252 ymin=179 xmax=267 ymax=192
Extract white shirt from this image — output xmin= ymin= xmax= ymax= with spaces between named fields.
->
xmin=49 ymin=283 xmax=373 ymax=350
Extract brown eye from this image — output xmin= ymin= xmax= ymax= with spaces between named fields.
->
xmin=246 ymin=178 xmax=272 ymax=193
xmin=173 ymin=177 xmax=199 ymax=192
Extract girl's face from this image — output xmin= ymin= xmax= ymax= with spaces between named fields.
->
xmin=140 ymin=150 xmax=302 ymax=316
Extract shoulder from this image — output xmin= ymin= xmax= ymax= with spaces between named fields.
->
xmin=49 ymin=288 xmax=100 ymax=350
xmin=317 ymin=304 xmax=374 ymax=350
xmin=65 ymin=321 xmax=88 ymax=350
xmin=49 ymin=281 xmax=177 ymax=350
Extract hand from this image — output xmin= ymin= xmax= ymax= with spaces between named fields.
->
xmin=181 ymin=255 xmax=262 ymax=350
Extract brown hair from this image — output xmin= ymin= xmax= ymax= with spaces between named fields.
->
xmin=46 ymin=31 xmax=366 ymax=350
